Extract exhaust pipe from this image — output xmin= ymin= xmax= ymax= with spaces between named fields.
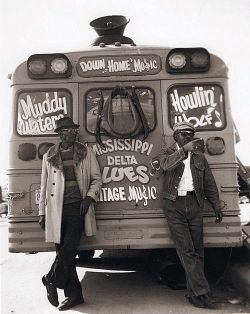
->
xmin=90 ymin=15 xmax=135 ymax=46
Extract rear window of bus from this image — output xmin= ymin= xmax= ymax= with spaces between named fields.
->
xmin=85 ymin=87 xmax=156 ymax=134
xmin=168 ymin=84 xmax=226 ymax=130
xmin=16 ymin=89 xmax=73 ymax=136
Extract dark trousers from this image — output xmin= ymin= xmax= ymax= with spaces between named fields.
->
xmin=164 ymin=194 xmax=210 ymax=297
xmin=47 ymin=202 xmax=83 ymax=299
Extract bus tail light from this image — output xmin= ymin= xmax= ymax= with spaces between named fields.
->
xmin=51 ymin=58 xmax=68 ymax=74
xmin=190 ymin=51 xmax=209 ymax=68
xmin=206 ymin=137 xmax=225 ymax=155
xmin=166 ymin=48 xmax=210 ymax=74
xmin=169 ymin=53 xmax=186 ymax=69
xmin=28 ymin=60 xmax=46 ymax=74
xmin=27 ymin=54 xmax=72 ymax=79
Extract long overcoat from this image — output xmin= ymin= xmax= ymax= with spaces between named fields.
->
xmin=38 ymin=141 xmax=102 ymax=243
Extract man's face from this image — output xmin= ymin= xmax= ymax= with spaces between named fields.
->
xmin=58 ymin=128 xmax=78 ymax=144
xmin=175 ymin=129 xmax=194 ymax=147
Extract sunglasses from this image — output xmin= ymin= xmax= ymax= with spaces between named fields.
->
xmin=177 ymin=130 xmax=194 ymax=137
xmin=59 ymin=128 xmax=78 ymax=134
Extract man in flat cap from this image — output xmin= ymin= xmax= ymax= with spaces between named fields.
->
xmin=159 ymin=121 xmax=223 ymax=309
xmin=38 ymin=117 xmax=102 ymax=310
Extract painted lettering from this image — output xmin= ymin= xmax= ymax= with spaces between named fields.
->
xmin=128 ymin=185 xmax=157 ymax=206
xmin=18 ymin=113 xmax=64 ymax=135
xmin=107 ymin=155 xmax=138 ymax=166
xmin=170 ymin=86 xmax=224 ymax=129
xmin=170 ymin=87 xmax=217 ymax=113
xmin=17 ymin=91 xmax=69 ymax=135
xmin=107 ymin=59 xmax=131 ymax=72
xmin=133 ymin=58 xmax=158 ymax=73
xmin=20 ymin=92 xmax=67 ymax=120
xmin=99 ymin=186 xmax=126 ymax=202
xmin=92 ymin=139 xmax=153 ymax=157
xmin=98 ymin=185 xmax=157 ymax=205
xmin=102 ymin=165 xmax=149 ymax=184
xmin=80 ymin=59 xmax=105 ymax=72
xmin=174 ymin=113 xmax=214 ymax=128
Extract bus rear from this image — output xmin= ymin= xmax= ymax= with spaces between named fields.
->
xmin=7 ymin=15 xmax=242 ymax=253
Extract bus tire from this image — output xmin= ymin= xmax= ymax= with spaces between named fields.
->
xmin=77 ymin=250 xmax=95 ymax=261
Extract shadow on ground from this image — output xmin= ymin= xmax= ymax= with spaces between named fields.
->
xmin=75 ymin=247 xmax=250 ymax=312
xmin=76 ymin=247 xmax=249 ymax=290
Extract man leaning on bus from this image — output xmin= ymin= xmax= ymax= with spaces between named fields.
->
xmin=38 ymin=117 xmax=102 ymax=311
xmin=159 ymin=121 xmax=223 ymax=309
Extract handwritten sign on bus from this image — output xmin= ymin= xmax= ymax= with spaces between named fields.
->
xmin=168 ymin=85 xmax=225 ymax=130
xmin=17 ymin=90 xmax=72 ymax=136
xmin=76 ymin=55 xmax=161 ymax=77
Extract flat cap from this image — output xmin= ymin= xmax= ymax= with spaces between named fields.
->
xmin=173 ymin=121 xmax=196 ymax=134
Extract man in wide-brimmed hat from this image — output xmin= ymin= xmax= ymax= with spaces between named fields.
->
xmin=159 ymin=121 xmax=223 ymax=309
xmin=39 ymin=117 xmax=102 ymax=310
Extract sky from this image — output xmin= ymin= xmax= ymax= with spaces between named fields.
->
xmin=1 ymin=0 xmax=250 ymax=186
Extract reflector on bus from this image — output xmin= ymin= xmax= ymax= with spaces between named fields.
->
xmin=166 ymin=48 xmax=210 ymax=74
xmin=206 ymin=137 xmax=225 ymax=155
xmin=27 ymin=54 xmax=72 ymax=79
xmin=18 ymin=143 xmax=36 ymax=161
xmin=38 ymin=143 xmax=55 ymax=159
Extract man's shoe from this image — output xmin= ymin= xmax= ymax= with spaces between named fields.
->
xmin=201 ymin=294 xmax=218 ymax=309
xmin=188 ymin=295 xmax=205 ymax=308
xmin=58 ymin=296 xmax=84 ymax=311
xmin=42 ymin=275 xmax=59 ymax=307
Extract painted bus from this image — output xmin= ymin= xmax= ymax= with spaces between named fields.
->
xmin=7 ymin=15 xmax=243 ymax=257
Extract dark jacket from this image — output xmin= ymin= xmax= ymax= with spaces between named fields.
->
xmin=159 ymin=143 xmax=220 ymax=214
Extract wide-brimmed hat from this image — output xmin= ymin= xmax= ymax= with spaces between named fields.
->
xmin=54 ymin=117 xmax=80 ymax=133
xmin=173 ymin=121 xmax=196 ymax=136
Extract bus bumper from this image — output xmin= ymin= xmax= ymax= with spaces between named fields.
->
xmin=8 ymin=216 xmax=242 ymax=253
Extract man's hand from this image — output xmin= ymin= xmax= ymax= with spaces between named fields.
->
xmin=192 ymin=138 xmax=205 ymax=153
xmin=39 ymin=215 xmax=45 ymax=230
xmin=215 ymin=210 xmax=223 ymax=223
xmin=80 ymin=196 xmax=93 ymax=216
xmin=182 ymin=141 xmax=194 ymax=152
xmin=183 ymin=139 xmax=204 ymax=153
